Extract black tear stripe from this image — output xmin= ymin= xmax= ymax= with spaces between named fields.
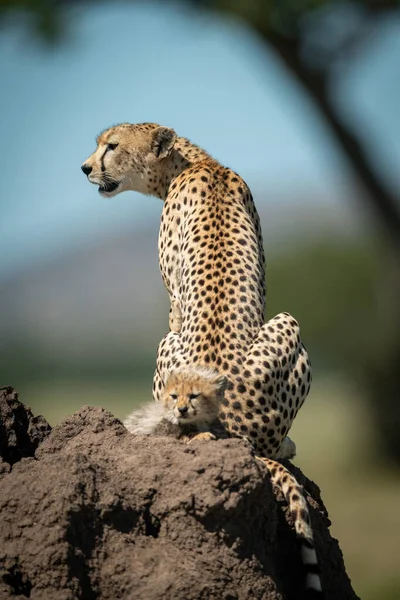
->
xmin=101 ymin=148 xmax=108 ymax=173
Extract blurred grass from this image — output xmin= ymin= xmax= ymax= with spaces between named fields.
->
xmin=21 ymin=372 xmax=400 ymax=599
xmin=23 ymin=379 xmax=150 ymax=426
xmin=292 ymin=376 xmax=400 ymax=600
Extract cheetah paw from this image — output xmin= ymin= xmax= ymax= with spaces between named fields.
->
xmin=277 ymin=436 xmax=297 ymax=460
xmin=187 ymin=432 xmax=216 ymax=443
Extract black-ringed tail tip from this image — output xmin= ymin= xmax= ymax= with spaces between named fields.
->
xmin=302 ymin=538 xmax=323 ymax=597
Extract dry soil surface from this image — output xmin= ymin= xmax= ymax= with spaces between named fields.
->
xmin=0 ymin=386 xmax=358 ymax=600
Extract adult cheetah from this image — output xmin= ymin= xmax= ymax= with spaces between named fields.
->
xmin=82 ymin=123 xmax=321 ymax=595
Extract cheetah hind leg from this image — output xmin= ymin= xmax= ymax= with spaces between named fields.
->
xmin=256 ymin=456 xmax=323 ymax=597
xmin=245 ymin=312 xmax=311 ymax=457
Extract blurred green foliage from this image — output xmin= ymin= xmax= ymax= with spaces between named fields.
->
xmin=4 ymin=235 xmax=382 ymax=385
xmin=201 ymin=0 xmax=333 ymax=35
xmin=267 ymin=237 xmax=381 ymax=375
xmin=0 ymin=0 xmax=65 ymax=43
xmin=2 ymin=0 xmax=400 ymax=44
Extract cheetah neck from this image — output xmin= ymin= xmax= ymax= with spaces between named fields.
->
xmin=155 ymin=137 xmax=213 ymax=200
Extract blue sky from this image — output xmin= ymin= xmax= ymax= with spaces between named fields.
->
xmin=1 ymin=2 xmax=399 ymax=278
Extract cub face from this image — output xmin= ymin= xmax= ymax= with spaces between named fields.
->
xmin=162 ymin=368 xmax=228 ymax=426
xmin=81 ymin=122 xmax=176 ymax=197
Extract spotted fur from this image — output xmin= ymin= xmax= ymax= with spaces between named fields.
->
xmin=257 ymin=457 xmax=322 ymax=597
xmin=82 ymin=123 xmax=322 ymax=595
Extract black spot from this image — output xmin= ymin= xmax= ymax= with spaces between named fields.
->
xmin=300 ymin=508 xmax=310 ymax=524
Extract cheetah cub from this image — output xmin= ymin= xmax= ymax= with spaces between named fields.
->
xmin=123 ymin=366 xmax=228 ymax=443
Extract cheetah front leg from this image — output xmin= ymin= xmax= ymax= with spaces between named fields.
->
xmin=167 ymin=262 xmax=183 ymax=333
xmin=152 ymin=330 xmax=188 ymax=402
xmin=182 ymin=431 xmax=217 ymax=444
xmin=169 ymin=297 xmax=183 ymax=333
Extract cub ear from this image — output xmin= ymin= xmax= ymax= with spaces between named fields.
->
xmin=151 ymin=126 xmax=177 ymax=159
xmin=214 ymin=375 xmax=228 ymax=393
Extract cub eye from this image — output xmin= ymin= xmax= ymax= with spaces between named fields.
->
xmin=189 ymin=394 xmax=199 ymax=400
xmin=170 ymin=394 xmax=178 ymax=401
xmin=107 ymin=143 xmax=118 ymax=151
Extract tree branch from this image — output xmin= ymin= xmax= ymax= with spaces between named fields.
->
xmin=265 ymin=31 xmax=400 ymax=249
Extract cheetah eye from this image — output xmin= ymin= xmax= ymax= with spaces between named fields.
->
xmin=189 ymin=394 xmax=199 ymax=401
xmin=106 ymin=143 xmax=118 ymax=151
xmin=170 ymin=394 xmax=178 ymax=401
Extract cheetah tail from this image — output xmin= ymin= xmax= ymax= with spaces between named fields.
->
xmin=256 ymin=457 xmax=323 ymax=598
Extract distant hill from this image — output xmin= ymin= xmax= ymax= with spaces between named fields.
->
xmin=0 ymin=193 xmax=361 ymax=378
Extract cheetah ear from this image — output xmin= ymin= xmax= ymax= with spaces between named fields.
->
xmin=214 ymin=375 xmax=228 ymax=393
xmin=151 ymin=127 xmax=177 ymax=159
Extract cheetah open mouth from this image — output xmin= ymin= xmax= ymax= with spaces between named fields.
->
xmin=98 ymin=181 xmax=119 ymax=194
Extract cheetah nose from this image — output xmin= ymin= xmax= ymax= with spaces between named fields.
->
xmin=178 ymin=406 xmax=188 ymax=416
xmin=81 ymin=164 xmax=92 ymax=176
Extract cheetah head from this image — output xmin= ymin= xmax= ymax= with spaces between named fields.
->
xmin=81 ymin=122 xmax=177 ymax=198
xmin=162 ymin=367 xmax=228 ymax=426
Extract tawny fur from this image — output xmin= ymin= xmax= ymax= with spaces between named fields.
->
xmin=123 ymin=366 xmax=227 ymax=443
xmin=82 ymin=123 xmax=311 ymax=456
xmin=83 ymin=123 xmax=322 ymax=595
xmin=123 ymin=401 xmax=166 ymax=436
xmin=257 ymin=457 xmax=323 ymax=595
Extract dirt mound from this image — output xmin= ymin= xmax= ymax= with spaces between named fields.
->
xmin=0 ymin=386 xmax=51 ymax=473
xmin=0 ymin=388 xmax=359 ymax=600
